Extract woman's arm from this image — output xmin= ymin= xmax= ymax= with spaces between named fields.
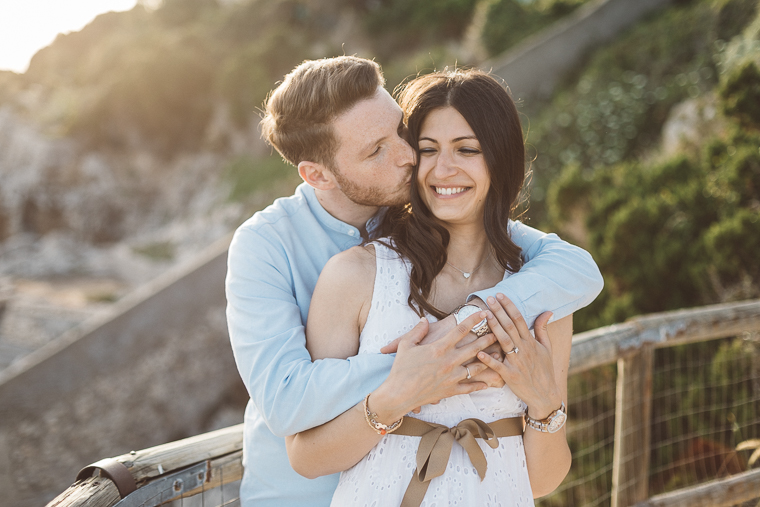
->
xmin=477 ymin=295 xmax=573 ymax=498
xmin=286 ymin=246 xmax=385 ymax=478
xmin=287 ymin=246 xmax=496 ymax=479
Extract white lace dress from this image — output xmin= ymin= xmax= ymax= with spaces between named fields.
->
xmin=330 ymin=242 xmax=534 ymax=507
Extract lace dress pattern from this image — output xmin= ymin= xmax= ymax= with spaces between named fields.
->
xmin=330 ymin=242 xmax=534 ymax=507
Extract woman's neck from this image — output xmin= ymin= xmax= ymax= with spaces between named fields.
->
xmin=428 ymin=222 xmax=502 ymax=313
xmin=444 ymin=223 xmax=492 ymax=274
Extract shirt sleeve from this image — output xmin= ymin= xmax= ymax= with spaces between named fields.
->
xmin=468 ymin=220 xmax=603 ymax=328
xmin=225 ymin=225 xmax=395 ymax=438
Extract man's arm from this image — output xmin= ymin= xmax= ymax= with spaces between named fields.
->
xmin=469 ymin=221 xmax=603 ymax=328
xmin=226 ymin=226 xmax=395 ymax=438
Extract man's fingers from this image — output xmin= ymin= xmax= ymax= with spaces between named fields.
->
xmin=477 ymin=350 xmax=510 ymax=377
xmin=396 ymin=317 xmax=429 ymax=351
xmin=534 ymin=311 xmax=553 ymax=350
xmin=380 ymin=336 xmax=402 ymax=354
xmin=440 ymin=311 xmax=488 ymax=347
xmin=468 ymin=365 xmax=506 ymax=388
xmin=461 ymin=360 xmax=488 ymax=380
xmin=455 ymin=332 xmax=496 ymax=364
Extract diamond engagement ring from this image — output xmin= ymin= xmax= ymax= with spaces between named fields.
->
xmin=505 ymin=347 xmax=519 ymax=355
xmin=465 ymin=365 xmax=472 ymax=380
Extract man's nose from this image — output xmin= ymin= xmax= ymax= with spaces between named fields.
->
xmin=397 ymin=137 xmax=416 ymax=167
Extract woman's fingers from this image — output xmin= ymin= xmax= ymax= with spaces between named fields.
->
xmin=496 ymin=294 xmax=532 ymax=342
xmin=486 ymin=296 xmax=521 ymax=346
xmin=484 ymin=310 xmax=515 ymax=354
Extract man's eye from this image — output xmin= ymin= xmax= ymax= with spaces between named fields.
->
xmin=370 ymin=146 xmax=381 ymax=157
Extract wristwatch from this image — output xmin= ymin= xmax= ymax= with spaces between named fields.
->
xmin=453 ymin=303 xmax=491 ymax=337
xmin=525 ymin=402 xmax=567 ymax=433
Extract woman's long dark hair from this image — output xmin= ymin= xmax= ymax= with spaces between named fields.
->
xmin=383 ymin=69 xmax=526 ymax=319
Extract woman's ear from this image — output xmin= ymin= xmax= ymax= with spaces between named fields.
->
xmin=298 ymin=161 xmax=337 ymax=190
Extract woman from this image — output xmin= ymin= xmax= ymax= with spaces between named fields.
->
xmin=286 ymin=69 xmax=573 ymax=506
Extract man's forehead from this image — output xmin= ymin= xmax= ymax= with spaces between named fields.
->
xmin=333 ymin=87 xmax=402 ymax=150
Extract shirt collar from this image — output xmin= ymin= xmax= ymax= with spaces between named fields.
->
xmin=299 ymin=183 xmax=384 ymax=240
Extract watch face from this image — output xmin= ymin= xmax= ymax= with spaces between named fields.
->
xmin=456 ymin=304 xmax=480 ymax=321
xmin=547 ymin=412 xmax=567 ymax=433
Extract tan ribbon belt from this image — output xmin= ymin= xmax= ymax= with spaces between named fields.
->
xmin=393 ymin=416 xmax=524 ymax=507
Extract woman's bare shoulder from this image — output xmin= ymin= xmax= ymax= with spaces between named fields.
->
xmin=318 ymin=244 xmax=377 ymax=292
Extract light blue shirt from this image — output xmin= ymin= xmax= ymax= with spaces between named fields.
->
xmin=225 ymin=183 xmax=603 ymax=507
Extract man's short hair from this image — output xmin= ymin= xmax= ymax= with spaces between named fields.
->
xmin=261 ymin=56 xmax=385 ymax=169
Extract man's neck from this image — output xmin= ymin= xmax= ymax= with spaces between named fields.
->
xmin=314 ymin=187 xmax=379 ymax=234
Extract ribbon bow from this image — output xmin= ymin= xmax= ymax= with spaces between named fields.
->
xmin=394 ymin=416 xmax=524 ymax=507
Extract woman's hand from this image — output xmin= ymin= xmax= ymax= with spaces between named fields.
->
xmin=477 ymin=294 xmax=563 ymax=419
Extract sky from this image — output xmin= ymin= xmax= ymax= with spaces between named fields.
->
xmin=0 ymin=0 xmax=139 ymax=73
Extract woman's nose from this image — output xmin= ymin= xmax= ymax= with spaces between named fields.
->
xmin=434 ymin=149 xmax=458 ymax=178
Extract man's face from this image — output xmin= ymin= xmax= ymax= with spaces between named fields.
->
xmin=329 ymin=87 xmax=415 ymax=207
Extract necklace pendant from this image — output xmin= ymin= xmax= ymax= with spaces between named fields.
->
xmin=463 ymin=272 xmax=471 ymax=279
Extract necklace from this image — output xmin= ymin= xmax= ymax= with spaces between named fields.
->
xmin=446 ymin=250 xmax=492 ymax=279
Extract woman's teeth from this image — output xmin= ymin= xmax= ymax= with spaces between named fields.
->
xmin=435 ymin=187 xmax=467 ymax=195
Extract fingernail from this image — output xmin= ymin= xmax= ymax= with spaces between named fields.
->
xmin=496 ymin=293 xmax=504 ymax=300
xmin=487 ymin=296 xmax=496 ymax=305
xmin=492 ymin=353 xmax=500 ymax=359
xmin=478 ymin=352 xmax=486 ymax=360
xmin=486 ymin=310 xmax=494 ymax=319
xmin=479 ymin=311 xmax=487 ymax=318
xmin=420 ymin=317 xmax=427 ymax=323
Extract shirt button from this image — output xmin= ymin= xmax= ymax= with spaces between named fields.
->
xmin=348 ymin=229 xmax=355 ymax=236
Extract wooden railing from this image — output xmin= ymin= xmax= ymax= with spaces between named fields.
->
xmin=48 ymin=299 xmax=760 ymax=507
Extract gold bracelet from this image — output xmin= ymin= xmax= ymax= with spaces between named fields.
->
xmin=363 ymin=393 xmax=403 ymax=435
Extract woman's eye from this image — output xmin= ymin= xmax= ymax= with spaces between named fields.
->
xmin=419 ymin=147 xmax=436 ymax=155
xmin=460 ymin=148 xmax=481 ymax=155
xmin=370 ymin=146 xmax=381 ymax=157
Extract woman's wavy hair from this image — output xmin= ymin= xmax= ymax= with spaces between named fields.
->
xmin=383 ymin=68 xmax=526 ymax=319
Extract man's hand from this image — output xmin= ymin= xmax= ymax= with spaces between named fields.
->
xmin=368 ymin=312 xmax=498 ymax=424
xmin=379 ymin=308 xmax=507 ymax=389
xmin=379 ymin=314 xmax=457 ymax=353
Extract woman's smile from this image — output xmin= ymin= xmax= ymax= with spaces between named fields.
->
xmin=432 ymin=186 xmax=471 ymax=197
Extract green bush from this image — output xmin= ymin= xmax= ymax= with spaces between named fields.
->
xmin=719 ymin=60 xmax=760 ymax=128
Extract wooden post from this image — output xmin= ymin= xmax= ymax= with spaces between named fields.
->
xmin=611 ymin=343 xmax=655 ymax=507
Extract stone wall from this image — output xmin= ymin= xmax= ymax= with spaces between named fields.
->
xmin=0 ymin=236 xmax=246 ymax=507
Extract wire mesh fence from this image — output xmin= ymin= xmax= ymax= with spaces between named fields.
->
xmin=48 ymin=301 xmax=760 ymax=507
xmin=167 ymin=481 xmax=241 ymax=507
xmin=537 ymin=332 xmax=760 ymax=507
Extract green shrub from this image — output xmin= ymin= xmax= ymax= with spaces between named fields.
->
xmin=719 ymin=60 xmax=760 ymax=128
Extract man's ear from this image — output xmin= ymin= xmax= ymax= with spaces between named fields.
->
xmin=298 ymin=161 xmax=337 ymax=190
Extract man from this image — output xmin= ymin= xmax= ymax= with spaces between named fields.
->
xmin=226 ymin=56 xmax=603 ymax=507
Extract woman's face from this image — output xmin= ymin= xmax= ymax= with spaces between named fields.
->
xmin=416 ymin=106 xmax=490 ymax=227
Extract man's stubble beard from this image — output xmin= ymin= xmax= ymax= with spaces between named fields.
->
xmin=331 ymin=165 xmax=411 ymax=208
